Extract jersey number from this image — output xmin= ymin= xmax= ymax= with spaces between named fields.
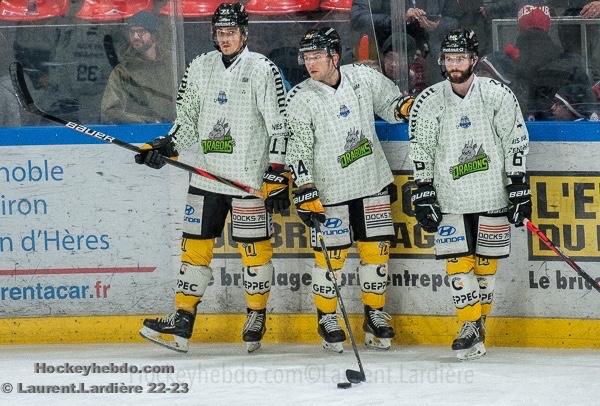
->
xmin=77 ymin=65 xmax=98 ymax=82
xmin=513 ymin=152 xmax=524 ymax=167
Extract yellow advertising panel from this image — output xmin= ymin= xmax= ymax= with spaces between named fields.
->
xmin=530 ymin=172 xmax=600 ymax=260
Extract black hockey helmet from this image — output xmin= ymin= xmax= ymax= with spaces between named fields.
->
xmin=438 ymin=28 xmax=479 ymax=79
xmin=212 ymin=2 xmax=249 ymax=32
xmin=298 ymin=26 xmax=341 ymax=65
xmin=211 ymin=2 xmax=249 ymax=52
xmin=440 ymin=28 xmax=479 ymax=56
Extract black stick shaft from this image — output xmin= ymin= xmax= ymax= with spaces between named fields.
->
xmin=313 ymin=219 xmax=366 ymax=381
xmin=9 ymin=61 xmax=261 ymax=197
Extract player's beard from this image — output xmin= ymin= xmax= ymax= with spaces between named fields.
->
xmin=447 ymin=66 xmax=473 ymax=84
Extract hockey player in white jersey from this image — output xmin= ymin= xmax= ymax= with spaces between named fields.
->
xmin=409 ymin=28 xmax=531 ymax=360
xmin=286 ymin=27 xmax=414 ymax=352
xmin=135 ymin=2 xmax=289 ymax=353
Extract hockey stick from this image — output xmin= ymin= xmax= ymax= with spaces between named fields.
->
xmin=524 ymin=218 xmax=600 ymax=293
xmin=312 ymin=218 xmax=366 ymax=386
xmin=9 ymin=61 xmax=261 ymax=197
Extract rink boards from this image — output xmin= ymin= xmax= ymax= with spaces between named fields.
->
xmin=1 ymin=122 xmax=600 ymax=347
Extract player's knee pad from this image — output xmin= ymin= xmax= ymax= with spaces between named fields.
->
xmin=358 ymin=263 xmax=388 ymax=309
xmin=446 ymin=255 xmax=476 ymax=276
xmin=474 ymin=257 xmax=498 ymax=276
xmin=447 ymin=257 xmax=481 ymax=321
xmin=311 ymin=266 xmax=340 ymax=314
xmin=175 ymin=263 xmax=213 ymax=313
xmin=357 ymin=241 xmax=390 ymax=265
xmin=314 ymin=248 xmax=348 ymax=271
xmin=181 ymin=238 xmax=214 ymax=266
xmin=237 ymin=239 xmax=273 ymax=267
xmin=243 ymin=262 xmax=273 ymax=310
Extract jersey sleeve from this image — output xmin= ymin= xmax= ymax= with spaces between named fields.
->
xmin=493 ymin=84 xmax=529 ymax=174
xmin=284 ymin=88 xmax=315 ymax=187
xmin=170 ymin=56 xmax=203 ymax=152
xmin=254 ymin=57 xmax=289 ymax=166
xmin=358 ymin=64 xmax=405 ymax=123
xmin=408 ymin=89 xmax=439 ymax=181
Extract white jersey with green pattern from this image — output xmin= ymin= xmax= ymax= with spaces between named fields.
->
xmin=285 ymin=64 xmax=404 ymax=205
xmin=408 ymin=75 xmax=529 ymax=214
xmin=169 ymin=47 xmax=287 ymax=195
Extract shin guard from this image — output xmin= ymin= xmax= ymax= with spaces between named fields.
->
xmin=176 ymin=238 xmax=215 ymax=313
xmin=447 ymin=256 xmax=481 ymax=322
xmin=475 ymin=257 xmax=497 ymax=316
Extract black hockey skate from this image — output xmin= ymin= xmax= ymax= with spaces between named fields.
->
xmin=363 ymin=305 xmax=395 ymax=350
xmin=317 ymin=310 xmax=346 ymax=353
xmin=242 ymin=308 xmax=266 ymax=353
xmin=139 ymin=309 xmax=195 ymax=353
xmin=451 ymin=318 xmax=486 ymax=360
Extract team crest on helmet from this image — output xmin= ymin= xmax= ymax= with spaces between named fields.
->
xmin=337 ymin=128 xmax=372 ymax=168
xmin=450 ymin=140 xmax=490 ymax=180
xmin=202 ymin=118 xmax=236 ymax=154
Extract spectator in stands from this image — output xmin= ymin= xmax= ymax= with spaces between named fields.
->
xmin=475 ymin=52 xmax=530 ymax=114
xmin=351 ymin=0 xmax=394 ymax=52
xmin=547 ymin=0 xmax=600 ymax=85
xmin=479 ymin=0 xmax=519 ymax=19
xmin=551 ymin=84 xmax=599 ymax=120
xmin=504 ymin=3 xmax=564 ymax=119
xmin=351 ymin=0 xmax=456 ymax=88
xmin=101 ymin=11 xmax=175 ymax=124
xmin=580 ymin=0 xmax=600 ymax=16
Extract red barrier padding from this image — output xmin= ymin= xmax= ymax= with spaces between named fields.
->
xmin=159 ymin=0 xmax=222 ymax=17
xmin=76 ymin=0 xmax=153 ymax=21
xmin=0 ymin=0 xmax=69 ymax=21
xmin=245 ymin=0 xmax=319 ymax=15
xmin=320 ymin=0 xmax=352 ymax=11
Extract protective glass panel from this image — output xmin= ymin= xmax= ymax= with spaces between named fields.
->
xmin=0 ymin=0 xmax=184 ymax=126
xmin=490 ymin=14 xmax=600 ymax=121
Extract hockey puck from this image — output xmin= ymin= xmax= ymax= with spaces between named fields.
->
xmin=337 ymin=382 xmax=352 ymax=389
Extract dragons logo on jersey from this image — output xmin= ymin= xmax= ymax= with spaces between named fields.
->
xmin=459 ymin=115 xmax=471 ymax=128
xmin=339 ymin=105 xmax=350 ymax=118
xmin=216 ymin=91 xmax=228 ymax=105
xmin=337 ymin=128 xmax=373 ymax=168
xmin=450 ymin=140 xmax=490 ymax=180
xmin=202 ymin=118 xmax=236 ymax=154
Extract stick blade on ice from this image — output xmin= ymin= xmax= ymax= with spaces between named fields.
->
xmin=346 ymin=369 xmax=366 ymax=383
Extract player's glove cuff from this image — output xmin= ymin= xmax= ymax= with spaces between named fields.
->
xmin=261 ymin=166 xmax=292 ymax=215
xmin=411 ymin=183 xmax=442 ymax=233
xmin=506 ymin=177 xmax=531 ymax=227
xmin=293 ymin=187 xmax=326 ymax=227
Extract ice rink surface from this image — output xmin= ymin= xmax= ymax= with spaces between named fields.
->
xmin=1 ymin=342 xmax=599 ymax=406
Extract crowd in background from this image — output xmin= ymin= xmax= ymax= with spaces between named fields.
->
xmin=1 ymin=0 xmax=599 ymax=126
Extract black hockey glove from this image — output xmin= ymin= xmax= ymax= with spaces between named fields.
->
xmin=506 ymin=176 xmax=531 ymax=227
xmin=293 ymin=187 xmax=326 ymax=227
xmin=261 ymin=166 xmax=292 ymax=215
xmin=411 ymin=183 xmax=442 ymax=233
xmin=135 ymin=135 xmax=178 ymax=169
